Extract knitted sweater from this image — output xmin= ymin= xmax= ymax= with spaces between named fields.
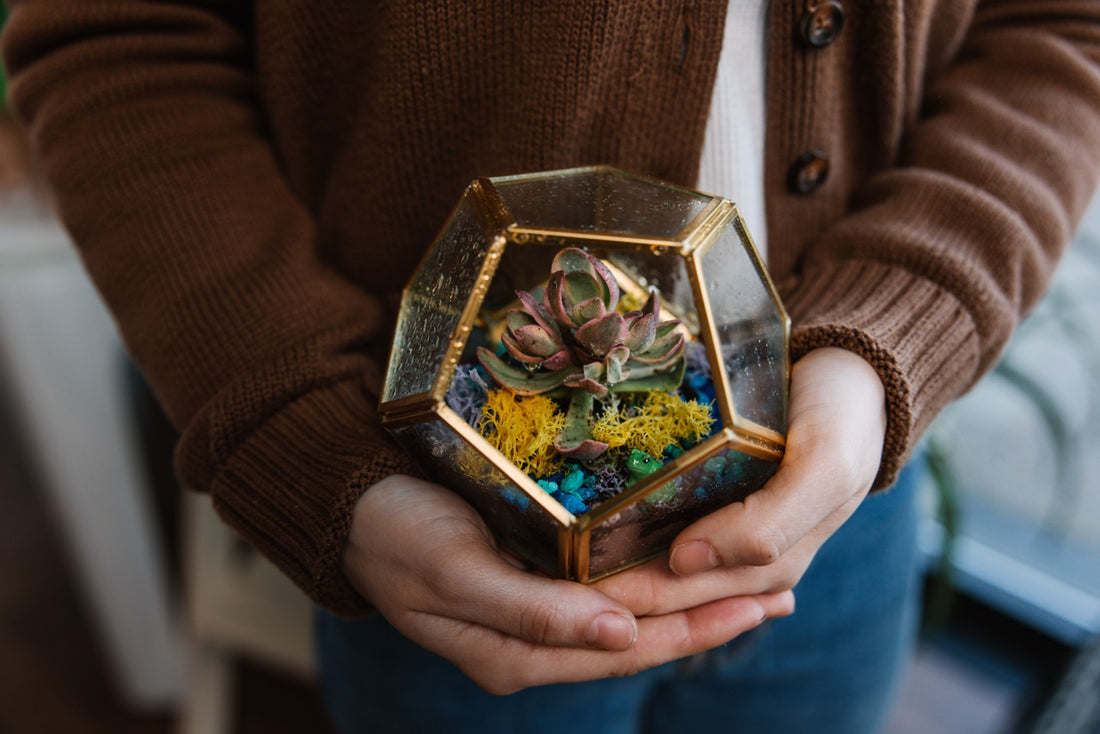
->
xmin=4 ymin=1 xmax=1100 ymax=616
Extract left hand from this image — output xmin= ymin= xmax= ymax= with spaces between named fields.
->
xmin=594 ymin=347 xmax=888 ymax=614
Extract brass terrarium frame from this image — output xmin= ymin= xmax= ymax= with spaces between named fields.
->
xmin=380 ymin=166 xmax=789 ymax=582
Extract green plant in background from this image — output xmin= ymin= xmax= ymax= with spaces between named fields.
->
xmin=1 ymin=3 xmax=8 ymax=114
xmin=922 ymin=222 xmax=1100 ymax=637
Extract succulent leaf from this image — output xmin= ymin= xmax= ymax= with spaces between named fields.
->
xmin=549 ymin=248 xmax=620 ymax=318
xmin=573 ymin=296 xmax=608 ymax=324
xmin=605 ymin=344 xmax=631 ymax=385
xmin=542 ymin=350 xmax=574 ymax=371
xmin=505 ymin=309 xmax=536 ymax=332
xmin=630 ymin=330 xmax=685 ymax=365
xmin=624 ymin=312 xmax=656 ymax=352
xmin=501 ymin=333 xmax=548 ymax=365
xmin=555 ymin=437 xmax=610 ymax=460
xmin=477 ymin=347 xmax=573 ymax=395
xmin=575 ymin=313 xmax=627 ymax=357
xmin=516 ymin=290 xmax=559 ymax=335
xmin=564 ymin=362 xmax=610 ymax=398
xmin=544 ymin=271 xmax=571 ymax=326
xmin=562 ymin=271 xmax=603 ymax=312
xmin=583 ymin=251 xmax=621 ymax=308
xmin=610 ymin=358 xmax=687 ymax=394
xmin=511 ymin=324 xmax=561 ymax=357
xmin=550 ymin=247 xmax=596 ymax=277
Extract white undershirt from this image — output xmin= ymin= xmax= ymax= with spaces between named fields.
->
xmin=696 ymin=0 xmax=770 ymax=258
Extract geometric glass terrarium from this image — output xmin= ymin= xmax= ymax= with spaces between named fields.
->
xmin=379 ymin=166 xmax=789 ymax=582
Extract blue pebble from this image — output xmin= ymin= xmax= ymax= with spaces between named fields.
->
xmin=553 ymin=491 xmax=588 ymax=515
xmin=501 ymin=487 xmax=531 ymax=511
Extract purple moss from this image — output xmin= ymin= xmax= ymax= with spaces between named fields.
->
xmin=684 ymin=340 xmax=711 ymax=381
xmin=445 ymin=365 xmax=490 ymax=427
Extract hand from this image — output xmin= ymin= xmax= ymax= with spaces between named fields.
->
xmin=593 ymin=347 xmax=887 ymax=612
xmin=343 ymin=474 xmax=794 ymax=695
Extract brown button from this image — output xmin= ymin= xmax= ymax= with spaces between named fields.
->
xmin=801 ymin=1 xmax=845 ymax=48
xmin=788 ymin=152 xmax=830 ymax=194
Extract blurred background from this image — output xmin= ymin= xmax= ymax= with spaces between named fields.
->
xmin=2 ymin=10 xmax=1099 ymax=732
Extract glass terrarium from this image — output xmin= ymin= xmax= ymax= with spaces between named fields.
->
xmin=379 ymin=166 xmax=789 ymax=582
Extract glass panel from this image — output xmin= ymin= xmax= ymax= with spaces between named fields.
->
xmin=605 ymin=248 xmax=700 ymax=335
xmin=586 ymin=447 xmax=779 ymax=578
xmin=481 ymin=240 xmax=560 ymax=313
xmin=490 ymin=168 xmax=713 ymax=240
xmin=698 ymin=223 xmax=788 ymax=434
xmin=383 ymin=194 xmax=492 ymax=403
xmin=391 ymin=419 xmax=563 ymax=577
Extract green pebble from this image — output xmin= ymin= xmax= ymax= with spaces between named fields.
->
xmin=704 ymin=456 xmax=727 ymax=474
xmin=560 ymin=468 xmax=586 ymax=493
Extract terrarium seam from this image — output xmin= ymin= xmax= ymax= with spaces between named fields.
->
xmin=427 ymin=240 xmax=504 ymax=407
xmin=686 ymin=207 xmax=788 ymax=454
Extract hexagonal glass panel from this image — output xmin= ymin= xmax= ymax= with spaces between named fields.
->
xmin=697 ymin=219 xmax=789 ymax=435
xmin=381 ymin=194 xmax=494 ymax=405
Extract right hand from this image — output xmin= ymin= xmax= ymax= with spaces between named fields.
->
xmin=343 ymin=474 xmax=794 ymax=695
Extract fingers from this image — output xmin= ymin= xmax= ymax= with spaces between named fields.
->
xmin=347 ymin=474 xmax=639 ymax=652
xmin=348 ymin=475 xmax=801 ymax=695
xmin=595 ymin=543 xmax=813 ymax=615
xmin=667 ymin=348 xmax=887 ymax=576
xmin=423 ymin=540 xmax=640 ymax=651
xmin=597 ymin=499 xmax=867 ymax=613
xmin=427 ymin=591 xmax=795 ymax=695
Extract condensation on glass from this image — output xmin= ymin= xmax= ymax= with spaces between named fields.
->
xmin=379 ymin=166 xmax=789 ymax=582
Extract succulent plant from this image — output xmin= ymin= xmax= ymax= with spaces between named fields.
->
xmin=477 ymin=247 xmax=687 ymax=459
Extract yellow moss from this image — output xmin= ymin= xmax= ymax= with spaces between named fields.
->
xmin=478 ymin=389 xmax=567 ymax=477
xmin=591 ymin=392 xmax=715 ymax=458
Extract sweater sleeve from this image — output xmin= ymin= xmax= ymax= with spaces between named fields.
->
xmin=2 ymin=2 xmax=418 ymax=615
xmin=779 ymin=1 xmax=1100 ymax=489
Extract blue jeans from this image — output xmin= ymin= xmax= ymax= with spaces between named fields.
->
xmin=315 ymin=460 xmax=923 ymax=734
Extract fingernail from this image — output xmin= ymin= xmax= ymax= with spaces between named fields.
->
xmin=669 ymin=540 xmax=719 ymax=575
xmin=586 ymin=612 xmax=638 ymax=650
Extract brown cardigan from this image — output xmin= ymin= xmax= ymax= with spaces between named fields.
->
xmin=4 ymin=1 xmax=1100 ymax=616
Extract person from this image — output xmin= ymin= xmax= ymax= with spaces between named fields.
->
xmin=3 ymin=1 xmax=1099 ymax=731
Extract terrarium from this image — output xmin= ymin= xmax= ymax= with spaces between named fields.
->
xmin=379 ymin=166 xmax=789 ymax=582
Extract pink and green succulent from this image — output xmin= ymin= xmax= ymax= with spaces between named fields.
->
xmin=477 ymin=247 xmax=686 ymax=459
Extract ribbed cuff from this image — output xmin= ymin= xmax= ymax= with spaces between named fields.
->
xmin=201 ymin=378 xmax=422 ymax=617
xmin=784 ymin=259 xmax=980 ymax=489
